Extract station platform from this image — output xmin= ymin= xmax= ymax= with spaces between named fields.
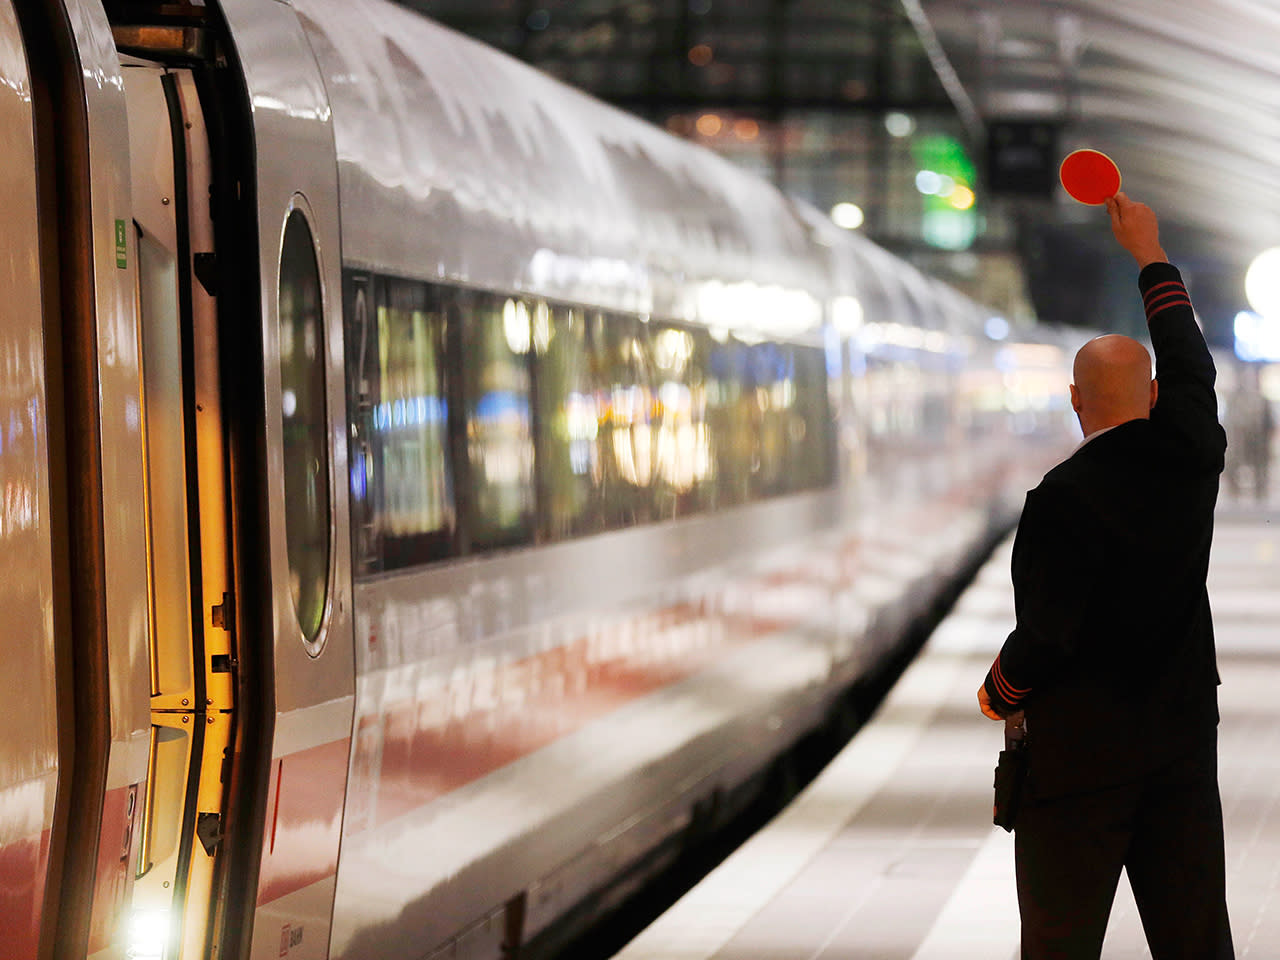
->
xmin=613 ymin=504 xmax=1280 ymax=960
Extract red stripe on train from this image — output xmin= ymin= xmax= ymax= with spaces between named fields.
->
xmin=347 ymin=474 xmax=1028 ymax=833
xmin=0 ymin=829 xmax=52 ymax=960
xmin=257 ymin=738 xmax=350 ymax=907
xmin=87 ymin=784 xmax=139 ymax=955
xmin=343 ymin=470 xmax=1039 ymax=847
xmin=346 ymin=604 xmax=792 ymax=832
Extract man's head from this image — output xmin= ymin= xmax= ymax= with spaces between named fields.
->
xmin=1069 ymin=334 xmax=1158 ymax=436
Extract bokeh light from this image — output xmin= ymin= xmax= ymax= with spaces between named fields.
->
xmin=696 ymin=113 xmax=723 ymax=136
xmin=688 ymin=44 xmax=714 ymax=67
xmin=830 ymin=202 xmax=865 ymax=230
xmin=1245 ymin=247 xmax=1280 ymax=319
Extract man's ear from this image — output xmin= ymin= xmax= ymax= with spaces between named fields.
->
xmin=1150 ymin=378 xmax=1159 ymax=410
xmin=1069 ymin=383 xmax=1082 ymax=413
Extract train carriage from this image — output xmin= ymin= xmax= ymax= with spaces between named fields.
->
xmin=0 ymin=2 xmax=1080 ymax=959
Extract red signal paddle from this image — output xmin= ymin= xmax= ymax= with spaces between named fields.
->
xmin=1060 ymin=149 xmax=1122 ymax=205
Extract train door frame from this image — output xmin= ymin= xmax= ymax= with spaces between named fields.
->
xmin=121 ymin=55 xmax=241 ymax=959
xmin=13 ymin=1 xmax=156 ymax=958
xmin=0 ymin=3 xmax=64 ymax=958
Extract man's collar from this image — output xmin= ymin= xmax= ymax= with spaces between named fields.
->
xmin=1069 ymin=417 xmax=1152 ymax=458
xmin=1072 ymin=423 xmax=1120 ymax=455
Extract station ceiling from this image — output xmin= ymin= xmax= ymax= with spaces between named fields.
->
xmin=918 ymin=0 xmax=1280 ymax=326
xmin=403 ymin=0 xmax=1279 ymax=342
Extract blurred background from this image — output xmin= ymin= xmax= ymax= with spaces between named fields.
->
xmin=406 ymin=0 xmax=1280 ymax=503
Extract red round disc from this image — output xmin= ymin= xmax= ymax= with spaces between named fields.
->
xmin=1059 ymin=149 xmax=1122 ymax=205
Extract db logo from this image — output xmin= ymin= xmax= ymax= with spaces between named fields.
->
xmin=279 ymin=923 xmax=304 ymax=956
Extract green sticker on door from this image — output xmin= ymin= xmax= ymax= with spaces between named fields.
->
xmin=115 ymin=219 xmax=127 ymax=269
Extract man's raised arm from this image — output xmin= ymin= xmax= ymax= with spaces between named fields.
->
xmin=1106 ymin=193 xmax=1226 ymax=470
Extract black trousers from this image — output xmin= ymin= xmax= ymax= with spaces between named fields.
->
xmin=1015 ymin=739 xmax=1233 ymax=959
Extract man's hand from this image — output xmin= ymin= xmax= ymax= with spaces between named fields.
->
xmin=978 ymin=683 xmax=1004 ymax=721
xmin=1105 ymin=192 xmax=1168 ymax=268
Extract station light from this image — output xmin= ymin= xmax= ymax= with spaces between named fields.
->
xmin=127 ymin=908 xmax=169 ymax=960
xmin=915 ymin=170 xmax=942 ymax=196
xmin=688 ymin=43 xmax=713 ymax=67
xmin=950 ymin=185 xmax=976 ymax=210
xmin=695 ymin=113 xmax=722 ymax=136
xmin=830 ymin=202 xmax=864 ymax=230
xmin=1245 ymin=247 xmax=1280 ymax=320
xmin=831 ymin=295 xmax=864 ymax=334
xmin=885 ymin=112 xmax=916 ymax=138
xmin=1234 ymin=310 xmax=1280 ymax=362
xmin=985 ymin=315 xmax=1010 ymax=341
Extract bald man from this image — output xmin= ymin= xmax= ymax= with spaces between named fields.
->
xmin=978 ymin=194 xmax=1232 ymax=959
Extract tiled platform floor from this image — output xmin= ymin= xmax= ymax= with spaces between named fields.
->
xmin=614 ymin=507 xmax=1280 ymax=960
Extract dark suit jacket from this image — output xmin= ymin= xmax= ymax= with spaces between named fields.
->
xmin=983 ymin=262 xmax=1227 ymax=800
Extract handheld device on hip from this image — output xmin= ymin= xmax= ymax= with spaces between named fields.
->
xmin=993 ymin=714 xmax=1028 ymax=832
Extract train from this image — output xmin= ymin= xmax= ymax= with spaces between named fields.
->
xmin=0 ymin=1 xmax=1082 ymax=959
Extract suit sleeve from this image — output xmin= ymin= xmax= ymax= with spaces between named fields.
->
xmin=1141 ymin=263 xmax=1227 ymax=472
xmin=982 ymin=484 xmax=1094 ymax=714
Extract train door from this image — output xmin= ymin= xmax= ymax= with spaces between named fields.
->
xmin=111 ymin=1 xmax=356 ymax=955
xmin=200 ymin=3 xmax=357 ymax=959
xmin=120 ymin=60 xmax=235 ymax=959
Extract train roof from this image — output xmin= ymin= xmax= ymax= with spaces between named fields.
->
xmin=290 ymin=0 xmax=1016 ymax=348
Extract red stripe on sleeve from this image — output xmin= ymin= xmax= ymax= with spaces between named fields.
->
xmin=1146 ymin=299 xmax=1193 ymax=321
xmin=1142 ymin=280 xmax=1185 ymax=305
xmin=990 ymin=656 xmax=1029 ymax=704
xmin=994 ymin=654 xmax=1031 ymax=694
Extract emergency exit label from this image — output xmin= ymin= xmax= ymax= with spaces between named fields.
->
xmin=114 ymin=219 xmax=127 ymax=269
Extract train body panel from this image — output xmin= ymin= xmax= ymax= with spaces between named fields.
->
xmin=0 ymin=3 xmax=59 ymax=957
xmin=331 ymin=493 xmax=846 ymax=955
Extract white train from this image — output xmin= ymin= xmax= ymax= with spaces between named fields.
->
xmin=0 ymin=2 xmax=1081 ymax=959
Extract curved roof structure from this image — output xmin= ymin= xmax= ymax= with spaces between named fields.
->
xmin=915 ymin=0 xmax=1280 ymax=294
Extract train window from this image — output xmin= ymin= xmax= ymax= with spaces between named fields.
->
xmin=596 ymin=314 xmax=656 ymax=528
xmin=341 ymin=271 xmax=839 ymax=563
xmin=533 ymin=303 xmax=605 ymax=540
xmin=651 ymin=325 xmax=715 ymax=517
xmin=706 ymin=337 xmax=754 ymax=507
xmin=277 ymin=209 xmax=331 ymax=643
xmin=792 ymin=345 xmax=837 ymax=490
xmin=747 ymin=341 xmax=796 ymax=498
xmin=345 ymin=274 xmax=456 ymax=574
xmin=460 ymin=292 xmax=536 ymax=549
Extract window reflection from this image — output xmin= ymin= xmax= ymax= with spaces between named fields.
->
xmin=462 ymin=294 xmax=536 ymax=548
xmin=342 ymin=271 xmax=837 ymax=576
xmin=535 ymin=305 xmax=604 ymax=539
xmin=707 ymin=338 xmax=754 ymax=507
xmin=596 ymin=315 xmax=655 ymax=527
xmin=345 ymin=275 xmax=455 ymax=573
xmin=278 ymin=210 xmax=330 ymax=642
xmin=749 ymin=341 xmax=795 ymax=497
xmin=652 ymin=325 xmax=714 ymax=516
xmin=793 ymin=344 xmax=836 ymax=489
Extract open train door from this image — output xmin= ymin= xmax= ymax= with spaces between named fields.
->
xmin=186 ymin=2 xmax=355 ymax=959
xmin=111 ymin=0 xmax=354 ymax=956
xmin=218 ymin=6 xmax=358 ymax=953
xmin=116 ymin=47 xmax=239 ymax=960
